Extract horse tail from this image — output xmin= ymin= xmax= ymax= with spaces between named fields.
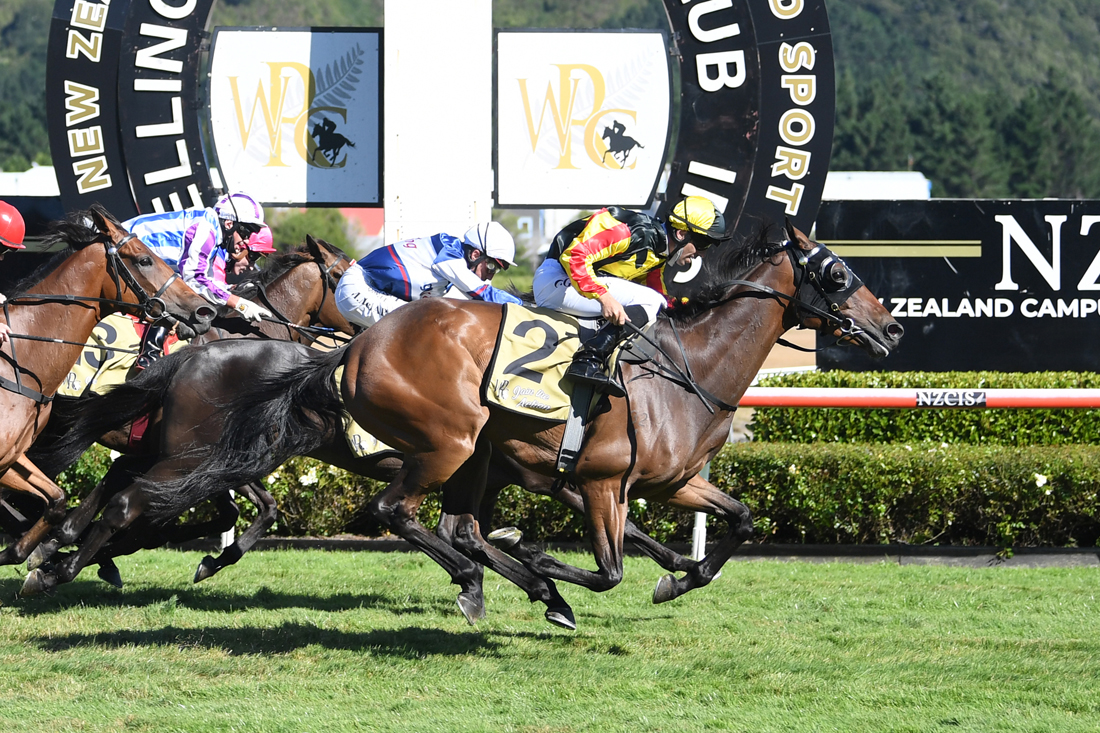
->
xmin=141 ymin=344 xmax=349 ymax=525
xmin=27 ymin=348 xmax=198 ymax=478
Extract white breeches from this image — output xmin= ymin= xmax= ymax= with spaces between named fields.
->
xmin=334 ymin=265 xmax=407 ymax=328
xmin=533 ymin=259 xmax=665 ymax=324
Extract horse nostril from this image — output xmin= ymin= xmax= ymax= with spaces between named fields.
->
xmin=886 ymin=322 xmax=904 ymax=340
xmin=196 ymin=305 xmax=217 ymax=323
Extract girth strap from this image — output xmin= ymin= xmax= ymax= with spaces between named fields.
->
xmin=0 ymin=374 xmax=52 ymax=405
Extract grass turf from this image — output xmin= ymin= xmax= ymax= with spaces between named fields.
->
xmin=0 ymin=549 xmax=1097 ymax=732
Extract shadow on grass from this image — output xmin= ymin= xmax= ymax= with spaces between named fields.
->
xmin=1 ymin=576 xmax=458 ymax=618
xmin=32 ymin=623 xmax=501 ymax=657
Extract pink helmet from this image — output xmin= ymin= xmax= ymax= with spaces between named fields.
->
xmin=246 ymin=225 xmax=276 ymax=254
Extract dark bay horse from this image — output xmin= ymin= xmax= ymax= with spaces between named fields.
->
xmin=0 ymin=206 xmax=215 ymax=566
xmin=22 ymin=236 xmax=357 ymax=580
xmin=31 ymin=222 xmax=902 ymax=627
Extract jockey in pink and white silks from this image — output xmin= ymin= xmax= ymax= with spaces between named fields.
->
xmin=122 ymin=192 xmax=274 ymax=368
xmin=335 ymin=221 xmax=523 ymax=329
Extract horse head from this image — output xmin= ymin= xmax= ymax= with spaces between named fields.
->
xmin=304 ymin=234 xmax=357 ymax=335
xmin=86 ymin=205 xmax=215 ymax=339
xmin=779 ymin=219 xmax=903 ymax=358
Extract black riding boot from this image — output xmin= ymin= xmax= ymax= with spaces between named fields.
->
xmin=135 ymin=323 xmax=170 ymax=370
xmin=565 ymin=322 xmax=626 ymax=398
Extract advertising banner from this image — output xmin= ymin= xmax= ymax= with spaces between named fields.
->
xmin=208 ymin=28 xmax=382 ymax=207
xmin=657 ymin=0 xmax=835 ymax=241
xmin=495 ymin=30 xmax=672 ymax=208
xmin=118 ymin=0 xmax=218 ymax=213
xmin=46 ymin=0 xmax=139 ymax=219
xmin=816 ymin=199 xmax=1100 ymax=372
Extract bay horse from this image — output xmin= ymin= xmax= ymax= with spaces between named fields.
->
xmin=22 ymin=236 xmax=357 ymax=581
xmin=25 ymin=222 xmax=902 ymax=628
xmin=0 ymin=205 xmax=215 ymax=566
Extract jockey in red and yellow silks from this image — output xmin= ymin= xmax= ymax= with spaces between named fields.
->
xmin=548 ymin=207 xmax=670 ymax=300
xmin=533 ymin=197 xmax=729 ymax=396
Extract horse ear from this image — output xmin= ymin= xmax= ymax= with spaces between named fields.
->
xmin=305 ymin=234 xmax=324 ymax=262
xmin=89 ymin=205 xmax=123 ymax=239
xmin=784 ymin=217 xmax=799 ymax=243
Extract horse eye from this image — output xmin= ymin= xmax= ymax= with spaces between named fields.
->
xmin=826 ymin=263 xmax=850 ymax=287
xmin=138 ymin=256 xmax=154 ymax=267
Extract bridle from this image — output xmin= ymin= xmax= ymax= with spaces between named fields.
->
xmin=623 ymin=239 xmax=866 ymax=414
xmin=251 ymin=251 xmax=356 ymax=344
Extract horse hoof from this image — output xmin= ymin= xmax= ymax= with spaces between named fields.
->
xmin=653 ymin=574 xmax=678 ymax=604
xmin=487 ymin=527 xmax=522 ymax=549
xmin=20 ymin=568 xmax=56 ymax=597
xmin=193 ymin=556 xmax=217 ymax=584
xmin=97 ymin=563 xmax=123 ymax=589
xmin=26 ymin=544 xmax=50 ymax=571
xmin=456 ymin=592 xmax=486 ymax=625
xmin=544 ymin=606 xmax=576 ymax=631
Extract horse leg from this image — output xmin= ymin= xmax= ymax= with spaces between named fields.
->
xmin=368 ymin=451 xmax=502 ymax=625
xmin=650 ymin=477 xmax=754 ymax=605
xmin=491 ymin=477 xmax=629 ymax=594
xmin=27 ymin=454 xmax=155 ymax=570
xmin=194 ymin=482 xmax=278 ymax=583
xmin=162 ymin=490 xmax=240 ymax=544
xmin=553 ymin=481 xmax=696 ymax=574
xmin=440 ymin=440 xmax=575 ymax=629
xmin=0 ymin=456 xmax=69 ymax=565
xmin=21 ymin=483 xmax=149 ymax=596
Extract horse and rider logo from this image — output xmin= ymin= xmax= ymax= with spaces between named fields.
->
xmin=601 ymin=120 xmax=644 ymax=168
xmin=310 ymin=117 xmax=355 ymax=167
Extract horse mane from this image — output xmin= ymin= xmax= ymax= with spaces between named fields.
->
xmin=239 ymin=246 xmax=316 ymax=289
xmin=7 ymin=209 xmax=105 ymax=297
xmin=665 ymin=223 xmax=786 ymax=322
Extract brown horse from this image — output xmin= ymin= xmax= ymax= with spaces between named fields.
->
xmin=38 ymin=221 xmax=899 ymax=628
xmin=0 ymin=205 xmax=215 ymax=565
xmin=21 ymin=236 xmax=357 ymax=580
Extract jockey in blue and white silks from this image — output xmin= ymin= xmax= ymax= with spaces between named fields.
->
xmin=335 ymin=221 xmax=523 ymax=328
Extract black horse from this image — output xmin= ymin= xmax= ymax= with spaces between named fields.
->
xmin=310 ymin=118 xmax=355 ymax=165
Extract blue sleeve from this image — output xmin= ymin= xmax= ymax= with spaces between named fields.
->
xmin=430 ymin=233 xmax=522 ymax=305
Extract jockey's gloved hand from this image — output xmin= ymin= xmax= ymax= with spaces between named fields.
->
xmin=232 ymin=297 xmax=272 ymax=323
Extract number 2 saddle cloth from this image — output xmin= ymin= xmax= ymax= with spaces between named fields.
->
xmin=483 ymin=303 xmax=629 ymax=423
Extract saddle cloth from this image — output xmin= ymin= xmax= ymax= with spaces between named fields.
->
xmin=59 ymin=313 xmax=186 ymax=398
xmin=333 ymin=365 xmax=397 ymax=459
xmin=483 ymin=303 xmax=618 ymax=422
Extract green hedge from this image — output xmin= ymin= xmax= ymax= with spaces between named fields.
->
xmin=54 ymin=440 xmax=1100 ymax=547
xmin=752 ymin=371 xmax=1100 ymax=445
xmin=713 ymin=442 xmax=1100 ymax=547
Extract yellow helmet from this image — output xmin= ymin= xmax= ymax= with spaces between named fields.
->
xmin=668 ymin=196 xmax=727 ymax=240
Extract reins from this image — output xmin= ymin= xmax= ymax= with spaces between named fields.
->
xmin=621 ymin=240 xmax=866 ymax=413
xmin=251 ymin=253 xmax=354 ymax=345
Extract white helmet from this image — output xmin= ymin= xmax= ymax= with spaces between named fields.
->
xmin=214 ymin=192 xmax=265 ymax=226
xmin=462 ymin=221 xmax=516 ymax=267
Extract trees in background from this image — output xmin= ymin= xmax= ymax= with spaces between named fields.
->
xmin=832 ymin=71 xmax=1100 ymax=198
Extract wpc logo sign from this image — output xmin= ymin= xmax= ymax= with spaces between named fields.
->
xmin=209 ymin=29 xmax=381 ymax=206
xmin=497 ymin=32 xmax=672 ymax=207
xmin=517 ymin=64 xmax=648 ymax=172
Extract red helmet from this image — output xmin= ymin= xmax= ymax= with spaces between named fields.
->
xmin=0 ymin=201 xmax=26 ymax=250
